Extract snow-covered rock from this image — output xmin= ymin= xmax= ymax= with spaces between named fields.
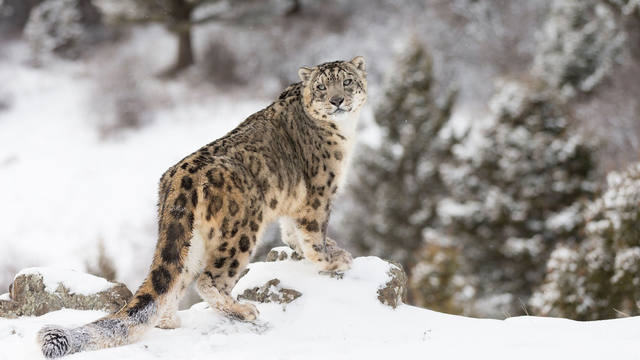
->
xmin=237 ymin=278 xmax=302 ymax=305
xmin=375 ymin=260 xmax=408 ymax=308
xmin=0 ymin=268 xmax=132 ymax=318
xmin=264 ymin=246 xmax=303 ymax=262
xmin=236 ymin=253 xmax=407 ymax=308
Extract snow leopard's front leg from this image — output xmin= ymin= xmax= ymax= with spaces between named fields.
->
xmin=293 ymin=204 xmax=352 ymax=272
xmin=279 ymin=217 xmax=304 ymax=255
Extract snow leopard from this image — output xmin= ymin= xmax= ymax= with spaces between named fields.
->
xmin=38 ymin=56 xmax=367 ymax=358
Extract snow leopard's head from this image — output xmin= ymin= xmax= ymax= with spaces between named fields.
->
xmin=298 ymin=56 xmax=367 ymax=122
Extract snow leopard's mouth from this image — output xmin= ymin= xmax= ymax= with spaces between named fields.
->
xmin=331 ymin=107 xmax=350 ymax=115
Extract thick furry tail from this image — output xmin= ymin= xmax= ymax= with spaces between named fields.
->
xmin=38 ymin=322 xmax=110 ymax=359
xmin=37 ymin=289 xmax=160 ymax=358
xmin=38 ymin=172 xmax=196 ymax=358
xmin=38 ymin=326 xmax=86 ymax=358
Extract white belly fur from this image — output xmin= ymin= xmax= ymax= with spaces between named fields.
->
xmin=333 ymin=110 xmax=360 ymax=190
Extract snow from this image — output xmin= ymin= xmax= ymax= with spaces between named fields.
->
xmin=0 ymin=293 xmax=9 ymax=301
xmin=613 ymin=248 xmax=640 ymax=284
xmin=2 ymin=256 xmax=640 ymax=359
xmin=437 ymin=198 xmax=479 ymax=220
xmin=24 ymin=0 xmax=84 ymax=57
xmin=15 ymin=267 xmax=114 ymax=296
xmin=232 ymin=256 xmax=394 ymax=302
xmin=545 ymin=203 xmax=582 ymax=232
xmin=532 ymin=0 xmax=624 ymax=96
xmin=620 ymin=0 xmax=640 ymax=14
xmin=0 ymin=39 xmax=267 ymax=290
xmin=503 ymin=236 xmax=544 ymax=258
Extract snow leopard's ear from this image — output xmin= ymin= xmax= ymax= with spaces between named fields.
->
xmin=298 ymin=66 xmax=313 ymax=83
xmin=350 ymin=56 xmax=366 ymax=73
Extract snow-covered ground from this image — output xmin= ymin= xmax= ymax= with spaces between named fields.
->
xmin=0 ymin=38 xmax=269 ymax=290
xmin=1 ymin=256 xmax=639 ymax=360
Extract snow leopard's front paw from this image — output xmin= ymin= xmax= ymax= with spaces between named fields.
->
xmin=320 ymin=243 xmax=353 ymax=272
xmin=226 ymin=301 xmax=259 ymax=321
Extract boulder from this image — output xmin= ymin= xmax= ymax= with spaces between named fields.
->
xmin=237 ymin=278 xmax=302 ymax=304
xmin=238 ymin=248 xmax=408 ymax=309
xmin=0 ymin=268 xmax=132 ymax=318
xmin=377 ymin=261 xmax=408 ymax=309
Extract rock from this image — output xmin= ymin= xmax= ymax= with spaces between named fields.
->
xmin=242 ymin=248 xmax=408 ymax=309
xmin=265 ymin=246 xmax=303 ymax=262
xmin=0 ymin=268 xmax=132 ymax=318
xmin=377 ymin=261 xmax=408 ymax=309
xmin=318 ymin=270 xmax=344 ymax=279
xmin=237 ymin=278 xmax=302 ymax=304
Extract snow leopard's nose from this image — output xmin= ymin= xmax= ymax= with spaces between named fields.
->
xmin=329 ymin=96 xmax=344 ymax=107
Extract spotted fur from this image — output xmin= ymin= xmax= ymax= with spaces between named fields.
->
xmin=37 ymin=56 xmax=367 ymax=357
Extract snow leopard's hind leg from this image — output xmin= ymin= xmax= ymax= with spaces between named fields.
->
xmin=195 ymin=193 xmax=263 ymax=321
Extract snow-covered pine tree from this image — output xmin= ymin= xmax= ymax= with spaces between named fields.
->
xmin=607 ymin=0 xmax=640 ymax=16
xmin=532 ymin=0 xmax=625 ymax=98
xmin=0 ymin=0 xmax=42 ymax=37
xmin=23 ymin=0 xmax=105 ymax=60
xmin=409 ymin=241 xmax=473 ymax=314
xmin=531 ymin=162 xmax=640 ymax=320
xmin=440 ymin=79 xmax=598 ymax=317
xmin=344 ymin=42 xmax=459 ymax=280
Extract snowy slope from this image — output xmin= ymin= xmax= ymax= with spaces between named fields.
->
xmin=1 ymin=256 xmax=640 ymax=360
xmin=0 ymin=39 xmax=269 ymax=290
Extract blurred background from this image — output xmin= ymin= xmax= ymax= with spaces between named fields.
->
xmin=0 ymin=0 xmax=639 ymax=320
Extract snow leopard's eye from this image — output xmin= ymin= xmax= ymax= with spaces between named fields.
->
xmin=316 ymin=84 xmax=326 ymax=91
xmin=343 ymin=79 xmax=352 ymax=86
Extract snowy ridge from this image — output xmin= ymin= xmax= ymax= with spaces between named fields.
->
xmin=2 ymin=256 xmax=640 ymax=359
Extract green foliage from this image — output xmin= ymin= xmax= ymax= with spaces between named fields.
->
xmin=345 ymin=42 xmax=459 ymax=269
xmin=533 ymin=0 xmax=625 ymax=97
xmin=344 ymin=42 xmax=470 ymax=311
xmin=441 ymin=80 xmax=599 ymax=316
xmin=409 ymin=242 xmax=471 ymax=315
xmin=532 ymin=163 xmax=640 ymax=320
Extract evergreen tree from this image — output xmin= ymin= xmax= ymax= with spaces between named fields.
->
xmin=441 ymin=80 xmax=598 ymax=317
xmin=532 ymin=0 xmax=625 ymax=98
xmin=23 ymin=0 xmax=106 ymax=60
xmin=409 ymin=241 xmax=473 ymax=314
xmin=344 ymin=43 xmax=459 ymax=274
xmin=607 ymin=0 xmax=640 ymax=16
xmin=0 ymin=0 xmax=42 ymax=37
xmin=531 ymin=163 xmax=640 ymax=320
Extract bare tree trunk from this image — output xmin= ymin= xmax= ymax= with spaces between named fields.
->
xmin=286 ymin=0 xmax=302 ymax=16
xmin=174 ymin=28 xmax=194 ymax=70
xmin=161 ymin=0 xmax=194 ymax=77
